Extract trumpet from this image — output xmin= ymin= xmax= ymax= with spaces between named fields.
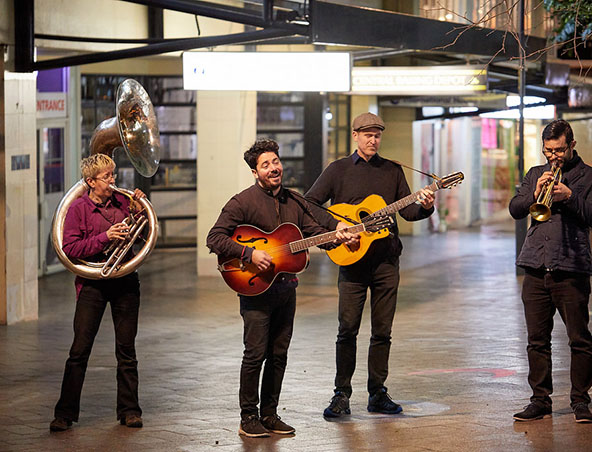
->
xmin=529 ymin=164 xmax=562 ymax=222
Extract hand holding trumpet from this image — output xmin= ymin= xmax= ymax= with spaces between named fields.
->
xmin=534 ymin=170 xmax=571 ymax=203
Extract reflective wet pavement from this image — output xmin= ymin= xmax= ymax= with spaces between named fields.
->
xmin=1 ymin=226 xmax=591 ymax=451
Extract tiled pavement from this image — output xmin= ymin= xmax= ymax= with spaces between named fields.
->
xmin=1 ymin=227 xmax=592 ymax=451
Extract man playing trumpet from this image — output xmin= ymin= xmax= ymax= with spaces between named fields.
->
xmin=509 ymin=119 xmax=592 ymax=423
xmin=50 ymin=154 xmax=146 ymax=431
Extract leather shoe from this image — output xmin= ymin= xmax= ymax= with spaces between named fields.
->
xmin=120 ymin=414 xmax=143 ymax=428
xmin=513 ymin=402 xmax=552 ymax=421
xmin=574 ymin=403 xmax=592 ymax=423
xmin=49 ymin=417 xmax=72 ymax=432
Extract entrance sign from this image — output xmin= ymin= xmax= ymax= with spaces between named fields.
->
xmin=37 ymin=92 xmax=67 ymax=118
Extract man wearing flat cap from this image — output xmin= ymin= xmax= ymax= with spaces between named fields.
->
xmin=306 ymin=112 xmax=435 ymax=419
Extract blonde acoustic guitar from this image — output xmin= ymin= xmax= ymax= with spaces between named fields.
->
xmin=326 ymin=172 xmax=464 ymax=266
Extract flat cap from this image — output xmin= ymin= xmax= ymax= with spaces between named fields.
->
xmin=352 ymin=112 xmax=385 ymax=131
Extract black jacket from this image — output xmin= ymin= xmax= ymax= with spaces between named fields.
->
xmin=509 ymin=151 xmax=592 ymax=274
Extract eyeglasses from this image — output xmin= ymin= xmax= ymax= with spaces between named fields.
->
xmin=94 ymin=174 xmax=117 ymax=183
xmin=542 ymin=145 xmax=570 ymax=157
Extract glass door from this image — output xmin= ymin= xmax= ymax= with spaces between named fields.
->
xmin=37 ymin=121 xmax=66 ymax=275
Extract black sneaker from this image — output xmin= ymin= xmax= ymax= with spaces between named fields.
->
xmin=513 ymin=402 xmax=552 ymax=421
xmin=323 ymin=391 xmax=351 ymax=418
xmin=49 ymin=417 xmax=72 ymax=432
xmin=261 ymin=414 xmax=295 ymax=434
xmin=573 ymin=403 xmax=592 ymax=423
xmin=239 ymin=415 xmax=271 ymax=438
xmin=367 ymin=388 xmax=403 ymax=414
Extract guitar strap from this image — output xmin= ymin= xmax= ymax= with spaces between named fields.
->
xmin=286 ymin=189 xmax=361 ymax=225
xmin=391 ymin=159 xmax=441 ymax=182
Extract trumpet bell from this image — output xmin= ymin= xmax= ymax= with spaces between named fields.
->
xmin=529 ymin=203 xmax=551 ymax=222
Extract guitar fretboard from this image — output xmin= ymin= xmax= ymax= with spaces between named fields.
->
xmin=289 ymin=223 xmax=366 ymax=253
xmin=372 ymin=181 xmax=440 ymax=217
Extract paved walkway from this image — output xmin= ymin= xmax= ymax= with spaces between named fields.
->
xmin=1 ymin=227 xmax=592 ymax=451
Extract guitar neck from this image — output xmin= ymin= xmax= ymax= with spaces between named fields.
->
xmin=289 ymin=223 xmax=366 ymax=254
xmin=373 ymin=181 xmax=439 ymax=217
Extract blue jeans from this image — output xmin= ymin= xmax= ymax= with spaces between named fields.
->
xmin=335 ymin=252 xmax=400 ymax=397
xmin=239 ymin=288 xmax=296 ymax=419
xmin=522 ymin=268 xmax=592 ymax=407
xmin=54 ymin=273 xmax=141 ymax=421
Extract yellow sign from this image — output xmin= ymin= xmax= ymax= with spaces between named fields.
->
xmin=351 ymin=66 xmax=487 ymax=95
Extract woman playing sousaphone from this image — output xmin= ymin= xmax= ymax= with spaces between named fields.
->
xmin=50 ymin=153 xmax=146 ymax=431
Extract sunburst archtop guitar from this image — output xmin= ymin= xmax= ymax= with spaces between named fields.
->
xmin=217 ymin=216 xmax=391 ymax=296
xmin=326 ymin=171 xmax=464 ymax=266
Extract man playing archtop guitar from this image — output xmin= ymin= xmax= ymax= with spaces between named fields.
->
xmin=207 ymin=139 xmax=357 ymax=438
xmin=306 ymin=112 xmax=435 ymax=419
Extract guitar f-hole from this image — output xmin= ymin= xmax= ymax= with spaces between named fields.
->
xmin=236 ymin=235 xmax=268 ymax=245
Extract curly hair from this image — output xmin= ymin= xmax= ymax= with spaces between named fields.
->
xmin=244 ymin=139 xmax=279 ymax=169
xmin=80 ymin=153 xmax=115 ymax=180
xmin=542 ymin=119 xmax=574 ymax=145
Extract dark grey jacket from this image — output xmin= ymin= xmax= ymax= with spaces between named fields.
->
xmin=509 ymin=151 xmax=592 ymax=274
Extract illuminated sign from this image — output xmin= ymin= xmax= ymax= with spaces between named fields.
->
xmin=183 ymin=52 xmax=351 ymax=92
xmin=351 ymin=66 xmax=487 ymax=95
xmin=37 ymin=92 xmax=67 ymax=118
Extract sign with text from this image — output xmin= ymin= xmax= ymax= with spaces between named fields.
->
xmin=351 ymin=66 xmax=487 ymax=95
xmin=183 ymin=52 xmax=351 ymax=92
xmin=37 ymin=92 xmax=67 ymax=118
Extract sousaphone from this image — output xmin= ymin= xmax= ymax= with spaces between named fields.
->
xmin=52 ymin=79 xmax=160 ymax=279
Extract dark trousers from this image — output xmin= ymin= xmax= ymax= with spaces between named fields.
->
xmin=54 ymin=273 xmax=141 ymax=422
xmin=335 ymin=253 xmax=400 ymax=397
xmin=239 ymin=288 xmax=296 ymax=419
xmin=522 ymin=268 xmax=592 ymax=407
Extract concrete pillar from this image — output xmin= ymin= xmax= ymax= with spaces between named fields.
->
xmin=381 ymin=107 xmax=419 ymax=235
xmin=1 ymin=68 xmax=38 ymax=324
xmin=196 ymin=91 xmax=256 ymax=276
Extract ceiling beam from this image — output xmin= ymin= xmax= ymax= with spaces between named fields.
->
xmin=311 ymin=1 xmax=546 ymax=59
xmin=31 ymin=28 xmax=295 ymax=71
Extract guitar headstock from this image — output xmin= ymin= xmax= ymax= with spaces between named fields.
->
xmin=363 ymin=215 xmax=393 ymax=233
xmin=437 ymin=172 xmax=464 ymax=190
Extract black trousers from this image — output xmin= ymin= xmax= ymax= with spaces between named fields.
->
xmin=239 ymin=288 xmax=296 ymax=419
xmin=54 ymin=273 xmax=141 ymax=422
xmin=334 ymin=252 xmax=400 ymax=397
xmin=522 ymin=268 xmax=592 ymax=407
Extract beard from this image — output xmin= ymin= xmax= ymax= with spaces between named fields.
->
xmin=259 ymin=171 xmax=282 ymax=190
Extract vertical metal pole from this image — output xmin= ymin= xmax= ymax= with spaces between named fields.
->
xmin=515 ymin=0 xmax=527 ymax=275
xmin=14 ymin=0 xmax=34 ymax=72
xmin=263 ymin=0 xmax=273 ymax=24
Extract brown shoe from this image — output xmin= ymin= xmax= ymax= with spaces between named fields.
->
xmin=120 ymin=414 xmax=143 ymax=428
xmin=239 ymin=415 xmax=270 ymax=438
xmin=260 ymin=414 xmax=295 ymax=434
xmin=574 ymin=403 xmax=592 ymax=423
xmin=49 ymin=417 xmax=72 ymax=432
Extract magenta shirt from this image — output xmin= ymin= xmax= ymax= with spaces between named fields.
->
xmin=62 ymin=191 xmax=132 ymax=298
